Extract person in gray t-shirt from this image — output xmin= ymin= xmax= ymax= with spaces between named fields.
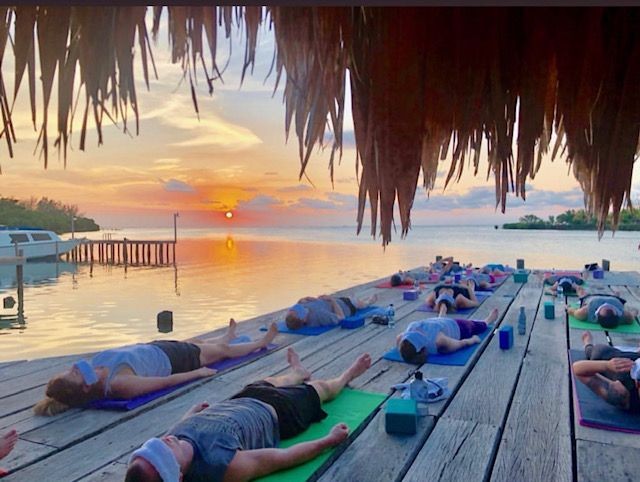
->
xmin=567 ymin=288 xmax=638 ymax=329
xmin=126 ymin=348 xmax=373 ymax=482
xmin=285 ymin=293 xmax=378 ymax=330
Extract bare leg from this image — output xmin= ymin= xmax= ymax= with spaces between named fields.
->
xmin=308 ymin=353 xmax=371 ymax=402
xmin=354 ymin=293 xmax=378 ymax=309
xmin=425 ymin=292 xmax=436 ymax=307
xmin=263 ymin=348 xmax=312 ymax=387
xmin=582 ymin=331 xmax=594 ymax=347
xmin=437 ymin=303 xmax=448 ymax=317
xmin=484 ymin=308 xmax=499 ymax=325
xmin=456 ymin=294 xmax=479 ymax=309
xmin=197 ymin=323 xmax=278 ymax=365
xmin=576 ymin=286 xmax=588 ymax=298
xmin=0 ymin=429 xmax=17 ymax=461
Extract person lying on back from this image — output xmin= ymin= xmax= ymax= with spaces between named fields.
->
xmin=572 ymin=331 xmax=640 ymax=413
xmin=396 ymin=306 xmax=499 ymax=364
xmin=567 ymin=288 xmax=638 ymax=329
xmin=33 ymin=319 xmax=278 ymax=416
xmin=544 ymin=274 xmax=585 ymax=295
xmin=284 ymin=294 xmax=377 ymax=330
xmin=125 ymin=348 xmax=372 ymax=482
xmin=424 ymin=279 xmax=480 ymax=313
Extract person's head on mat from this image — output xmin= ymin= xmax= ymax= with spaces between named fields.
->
xmin=126 ymin=347 xmax=372 ymax=482
xmin=399 ymin=333 xmax=428 ymax=364
xmin=37 ymin=362 xmax=105 ymax=412
xmin=595 ymin=303 xmax=622 ymax=329
xmin=390 ymin=273 xmax=404 ymax=286
xmin=434 ymin=292 xmax=455 ymax=314
xmin=285 ymin=303 xmax=309 ymax=330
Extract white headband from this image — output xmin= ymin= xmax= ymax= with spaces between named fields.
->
xmin=129 ymin=438 xmax=180 ymax=482
xmin=631 ymin=360 xmax=640 ymax=381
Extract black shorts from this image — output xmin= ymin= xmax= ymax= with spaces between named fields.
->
xmin=340 ymin=297 xmax=357 ymax=316
xmin=150 ymin=341 xmax=202 ymax=374
xmin=231 ymin=381 xmax=328 ymax=439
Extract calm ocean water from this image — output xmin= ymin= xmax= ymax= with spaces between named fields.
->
xmin=0 ymin=225 xmax=638 ymax=362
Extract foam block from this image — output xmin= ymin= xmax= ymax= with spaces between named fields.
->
xmin=403 ymin=289 xmax=420 ymax=300
xmin=341 ymin=317 xmax=364 ymax=329
xmin=593 ymin=269 xmax=604 ymax=279
xmin=499 ymin=325 xmax=513 ymax=349
xmin=544 ymin=301 xmax=555 ymax=320
xmin=513 ymin=270 xmax=529 ymax=283
xmin=385 ymin=398 xmax=418 ymax=435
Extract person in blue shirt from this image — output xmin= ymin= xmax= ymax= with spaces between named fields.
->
xmin=33 ymin=319 xmax=278 ymax=416
xmin=285 ymin=293 xmax=377 ymax=330
xmin=396 ymin=307 xmax=499 ymax=364
xmin=126 ymin=348 xmax=372 ymax=482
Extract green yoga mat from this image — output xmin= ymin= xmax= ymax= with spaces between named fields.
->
xmin=256 ymin=388 xmax=386 ymax=482
xmin=568 ymin=305 xmax=640 ymax=334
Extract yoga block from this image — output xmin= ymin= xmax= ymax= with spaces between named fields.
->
xmin=513 ymin=270 xmax=529 ymax=283
xmin=593 ymin=269 xmax=604 ymax=279
xmin=385 ymin=399 xmax=418 ymax=435
xmin=341 ymin=317 xmax=365 ymax=329
xmin=499 ymin=325 xmax=514 ymax=350
xmin=516 ymin=259 xmax=525 ymax=269
xmin=403 ymin=289 xmax=419 ymax=301
xmin=544 ymin=301 xmax=555 ymax=320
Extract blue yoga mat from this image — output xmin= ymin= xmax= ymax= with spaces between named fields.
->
xmin=383 ymin=326 xmax=490 ymax=366
xmin=416 ymin=291 xmax=491 ymax=314
xmin=261 ymin=306 xmax=383 ymax=336
xmin=569 ymin=349 xmax=640 ymax=434
xmin=89 ymin=337 xmax=277 ymax=411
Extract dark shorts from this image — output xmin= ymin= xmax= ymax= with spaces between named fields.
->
xmin=454 ymin=319 xmax=487 ymax=340
xmin=435 ymin=284 xmax=470 ymax=299
xmin=231 ymin=381 xmax=328 ymax=439
xmin=340 ymin=297 xmax=357 ymax=316
xmin=150 ymin=341 xmax=201 ymax=374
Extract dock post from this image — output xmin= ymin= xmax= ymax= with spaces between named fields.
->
xmin=602 ymin=259 xmax=610 ymax=271
xmin=123 ymin=238 xmax=128 ymax=266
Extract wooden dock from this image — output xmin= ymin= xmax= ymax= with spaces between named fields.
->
xmin=66 ymin=239 xmax=176 ymax=266
xmin=1 ymin=268 xmax=640 ymax=481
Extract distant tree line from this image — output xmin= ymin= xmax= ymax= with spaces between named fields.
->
xmin=503 ymin=208 xmax=640 ymax=231
xmin=0 ymin=197 xmax=99 ymax=234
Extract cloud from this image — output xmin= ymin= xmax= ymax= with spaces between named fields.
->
xmin=291 ymin=198 xmax=339 ymax=210
xmin=236 ymin=194 xmax=283 ymax=210
xmin=326 ymin=192 xmax=357 ymax=206
xmin=412 ymin=185 xmax=584 ymax=212
xmin=277 ymin=184 xmax=313 ymax=193
xmin=164 ymin=179 xmax=195 ymax=192
xmin=335 ymin=176 xmax=356 ymax=184
xmin=264 ymin=171 xmax=278 ymax=176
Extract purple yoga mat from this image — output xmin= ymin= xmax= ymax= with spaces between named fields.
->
xmin=416 ymin=291 xmax=492 ymax=314
xmin=89 ymin=343 xmax=278 ymax=411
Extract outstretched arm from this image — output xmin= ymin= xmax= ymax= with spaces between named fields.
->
xmin=109 ymin=367 xmax=216 ymax=398
xmin=567 ymin=305 xmax=588 ymax=320
xmin=573 ymin=359 xmax=632 ymax=410
xmin=223 ymin=423 xmax=349 ymax=482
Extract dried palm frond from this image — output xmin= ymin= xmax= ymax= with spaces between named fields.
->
xmin=0 ymin=6 xmax=639 ymax=244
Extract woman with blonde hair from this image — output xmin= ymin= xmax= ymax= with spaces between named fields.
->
xmin=34 ymin=320 xmax=278 ymax=416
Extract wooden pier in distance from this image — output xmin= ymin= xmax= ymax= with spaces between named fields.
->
xmin=2 ymin=267 xmax=640 ymax=481
xmin=66 ymin=238 xmax=176 ymax=266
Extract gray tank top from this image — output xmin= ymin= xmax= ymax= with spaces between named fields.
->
xmin=91 ymin=343 xmax=172 ymax=393
xmin=585 ymin=296 xmax=625 ymax=322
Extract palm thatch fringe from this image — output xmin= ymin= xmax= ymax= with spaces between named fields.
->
xmin=0 ymin=6 xmax=638 ymax=245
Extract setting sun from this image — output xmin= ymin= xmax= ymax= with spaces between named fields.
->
xmin=225 ymin=211 xmax=233 ymax=219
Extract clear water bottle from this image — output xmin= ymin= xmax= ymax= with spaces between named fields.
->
xmin=388 ymin=303 xmax=395 ymax=328
xmin=414 ymin=279 xmax=420 ymax=292
xmin=557 ymin=283 xmax=564 ymax=298
xmin=518 ymin=306 xmax=526 ymax=335
xmin=409 ymin=370 xmax=429 ymax=401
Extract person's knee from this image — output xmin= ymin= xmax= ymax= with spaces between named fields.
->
xmin=308 ymin=380 xmax=329 ymax=400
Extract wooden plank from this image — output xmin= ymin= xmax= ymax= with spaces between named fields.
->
xmin=490 ymin=292 xmax=572 ymax=482
xmin=0 ymin=439 xmax=54 ymax=474
xmin=77 ymin=461 xmax=127 ymax=482
xmin=440 ymin=279 xmax=543 ymax=426
xmin=401 ymin=418 xmax=499 ymax=482
xmin=577 ymin=440 xmax=640 ymax=482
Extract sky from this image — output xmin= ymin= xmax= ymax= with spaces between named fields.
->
xmin=0 ymin=9 xmax=638 ymax=232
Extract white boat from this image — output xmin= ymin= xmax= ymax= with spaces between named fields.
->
xmin=0 ymin=228 xmax=83 ymax=260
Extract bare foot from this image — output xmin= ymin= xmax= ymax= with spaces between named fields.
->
xmin=287 ymin=348 xmax=311 ymax=380
xmin=0 ymin=429 xmax=17 ymax=461
xmin=261 ymin=322 xmax=278 ymax=346
xmin=486 ymin=308 xmax=499 ymax=325
xmin=343 ymin=353 xmax=371 ymax=383
xmin=226 ymin=318 xmax=237 ymax=340
xmin=325 ymin=423 xmax=349 ymax=446
xmin=582 ymin=331 xmax=593 ymax=347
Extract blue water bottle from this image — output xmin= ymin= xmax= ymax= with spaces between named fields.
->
xmin=517 ymin=306 xmax=526 ymax=335
xmin=388 ymin=304 xmax=395 ymax=328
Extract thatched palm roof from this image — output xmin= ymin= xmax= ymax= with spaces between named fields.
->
xmin=1 ymin=6 xmax=638 ymax=244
